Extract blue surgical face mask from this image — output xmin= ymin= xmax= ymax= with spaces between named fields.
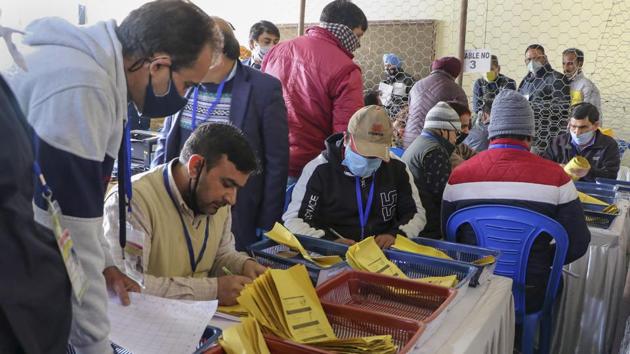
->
xmin=141 ymin=69 xmax=187 ymax=118
xmin=571 ymin=130 xmax=596 ymax=146
xmin=342 ymin=146 xmax=382 ymax=177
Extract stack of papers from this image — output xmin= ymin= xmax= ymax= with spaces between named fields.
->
xmin=346 ymin=236 xmax=407 ymax=277
xmin=237 ymin=264 xmax=397 ymax=353
xmin=391 ymin=235 xmax=452 ymax=259
xmin=346 ymin=237 xmax=458 ymax=288
xmin=219 ymin=317 xmax=271 ymax=354
xmin=265 ymin=223 xmax=343 ymax=268
xmin=107 ymin=293 xmax=217 ymax=354
xmin=311 ymin=335 xmax=396 ymax=354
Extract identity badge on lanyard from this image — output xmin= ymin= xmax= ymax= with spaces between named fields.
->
xmin=162 ymin=168 xmax=210 ymax=272
xmin=191 ymin=79 xmax=226 ymax=130
xmin=33 ymin=161 xmax=88 ymax=303
xmin=355 ymin=176 xmax=375 ymax=239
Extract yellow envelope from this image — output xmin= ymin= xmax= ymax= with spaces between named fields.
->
xmin=578 ymin=191 xmax=609 ymax=206
xmin=265 ymin=223 xmax=343 ymax=268
xmin=270 ymin=265 xmax=336 ymax=343
xmin=570 ymin=90 xmax=584 ymax=106
xmin=346 ymin=237 xmax=407 ymax=278
xmin=391 ymin=235 xmax=452 ymax=260
xmin=218 ymin=303 xmax=248 ymax=317
xmin=219 ymin=317 xmax=271 ymax=354
xmin=416 ymin=275 xmax=458 ymax=288
xmin=600 ymin=127 xmax=615 ymax=137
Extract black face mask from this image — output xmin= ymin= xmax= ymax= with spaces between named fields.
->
xmin=456 ymin=132 xmax=469 ymax=145
xmin=141 ymin=69 xmax=187 ymax=118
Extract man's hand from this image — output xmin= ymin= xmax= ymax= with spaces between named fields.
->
xmin=334 ymin=238 xmax=356 ymax=246
xmin=374 ymin=234 xmax=396 ymax=249
xmin=103 ymin=266 xmax=141 ymax=306
xmin=241 ymin=260 xmax=267 ymax=280
xmin=217 ymin=275 xmax=252 ymax=305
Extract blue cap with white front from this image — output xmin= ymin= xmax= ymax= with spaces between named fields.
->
xmin=383 ymin=53 xmax=402 ymax=68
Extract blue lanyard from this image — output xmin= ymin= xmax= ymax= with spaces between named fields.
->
xmin=488 ymin=144 xmax=529 ymax=151
xmin=191 ymin=80 xmax=226 ymax=130
xmin=162 ymin=167 xmax=210 ymax=273
xmin=355 ymin=176 xmax=375 ymax=239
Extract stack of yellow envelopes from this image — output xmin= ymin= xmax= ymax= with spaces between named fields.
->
xmin=219 ymin=317 xmax=271 ymax=354
xmin=237 ymin=264 xmax=397 ymax=353
xmin=265 ymin=223 xmax=343 ymax=268
xmin=346 ymin=237 xmax=458 ymax=288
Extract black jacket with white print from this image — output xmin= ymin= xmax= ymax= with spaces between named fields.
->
xmin=282 ymin=133 xmax=426 ymax=242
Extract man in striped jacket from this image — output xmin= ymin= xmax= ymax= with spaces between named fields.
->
xmin=441 ymin=90 xmax=590 ymax=313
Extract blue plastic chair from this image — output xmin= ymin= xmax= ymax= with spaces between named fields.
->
xmin=390 ymin=146 xmax=404 ymax=157
xmin=445 ymin=205 xmax=568 ymax=354
xmin=283 ymin=183 xmax=296 ymax=213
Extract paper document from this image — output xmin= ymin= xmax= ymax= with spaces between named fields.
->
xmin=265 ymin=223 xmax=343 ymax=268
xmin=108 ymin=292 xmax=217 ymax=354
xmin=378 ymin=82 xmax=393 ymax=106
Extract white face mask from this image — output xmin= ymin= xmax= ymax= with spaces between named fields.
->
xmin=527 ymin=60 xmax=543 ymax=74
xmin=252 ymin=44 xmax=272 ymax=63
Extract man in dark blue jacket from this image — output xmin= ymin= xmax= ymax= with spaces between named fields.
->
xmin=0 ymin=75 xmax=72 ymax=353
xmin=518 ymin=44 xmax=571 ymax=153
xmin=153 ymin=18 xmax=288 ymax=251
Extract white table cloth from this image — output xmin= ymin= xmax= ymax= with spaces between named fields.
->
xmin=553 ymin=201 xmax=630 ymax=354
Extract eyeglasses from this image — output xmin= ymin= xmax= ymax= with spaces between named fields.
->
xmin=448 ymin=122 xmax=463 ymax=136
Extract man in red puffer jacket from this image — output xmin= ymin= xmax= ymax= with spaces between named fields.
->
xmin=263 ymin=0 xmax=367 ymax=182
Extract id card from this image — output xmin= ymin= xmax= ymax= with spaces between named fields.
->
xmin=123 ymin=223 xmax=145 ymax=287
xmin=47 ymin=198 xmax=88 ymax=303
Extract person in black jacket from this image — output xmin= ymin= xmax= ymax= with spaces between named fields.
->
xmin=471 ymin=55 xmax=516 ymax=114
xmin=402 ymin=102 xmax=461 ymax=239
xmin=0 ymin=75 xmax=72 ymax=354
xmin=283 ymin=105 xmax=426 ymax=249
xmin=518 ymin=44 xmax=571 ymax=153
xmin=543 ymin=102 xmax=619 ymax=181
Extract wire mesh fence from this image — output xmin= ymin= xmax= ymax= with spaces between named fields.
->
xmin=276 ymin=0 xmax=629 ymax=161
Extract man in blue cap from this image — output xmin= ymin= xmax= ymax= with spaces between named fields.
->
xmin=381 ymin=53 xmax=415 ymax=117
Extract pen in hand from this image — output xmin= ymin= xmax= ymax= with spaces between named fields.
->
xmin=222 ymin=266 xmax=233 ymax=275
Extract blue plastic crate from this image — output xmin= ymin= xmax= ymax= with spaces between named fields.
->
xmin=383 ymin=250 xmax=477 ymax=289
xmin=387 ymin=237 xmax=500 ymax=287
xmin=248 ymin=235 xmax=349 ymax=285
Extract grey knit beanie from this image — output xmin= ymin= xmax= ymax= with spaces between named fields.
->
xmin=423 ymin=102 xmax=461 ymax=131
xmin=488 ymin=90 xmax=534 ymax=139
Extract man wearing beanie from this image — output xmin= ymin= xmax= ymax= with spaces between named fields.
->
xmin=404 ymin=56 xmax=469 ymax=149
xmin=441 ymin=90 xmax=590 ymax=315
xmin=283 ymin=105 xmax=426 ymax=249
xmin=402 ymin=102 xmax=461 ymax=238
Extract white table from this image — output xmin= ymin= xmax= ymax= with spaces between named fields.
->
xmin=552 ymin=201 xmax=630 ymax=354
xmin=208 ymin=276 xmax=515 ymax=354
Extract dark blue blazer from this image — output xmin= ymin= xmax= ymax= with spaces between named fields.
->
xmin=153 ymin=62 xmax=289 ymax=250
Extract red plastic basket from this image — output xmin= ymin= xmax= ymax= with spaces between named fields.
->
xmin=316 ymin=270 xmax=457 ymax=324
xmin=322 ymin=303 xmax=424 ymax=353
xmin=203 ymin=303 xmax=424 ymax=354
